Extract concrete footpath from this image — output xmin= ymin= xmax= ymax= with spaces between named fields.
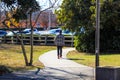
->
xmin=0 ymin=48 xmax=95 ymax=80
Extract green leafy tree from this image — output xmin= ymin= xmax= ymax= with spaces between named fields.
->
xmin=55 ymin=0 xmax=96 ymax=52
xmin=100 ymin=0 xmax=120 ymax=52
xmin=55 ymin=0 xmax=95 ymax=32
xmin=56 ymin=0 xmax=120 ymax=53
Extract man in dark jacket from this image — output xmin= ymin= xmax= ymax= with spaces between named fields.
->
xmin=54 ymin=30 xmax=65 ymax=59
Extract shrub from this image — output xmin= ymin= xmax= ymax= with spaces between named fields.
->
xmin=74 ymin=30 xmax=95 ymax=53
xmin=74 ymin=29 xmax=120 ymax=54
xmin=0 ymin=65 xmax=12 ymax=75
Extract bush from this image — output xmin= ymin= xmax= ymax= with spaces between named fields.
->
xmin=74 ymin=30 xmax=95 ymax=53
xmin=100 ymin=29 xmax=120 ymax=53
xmin=0 ymin=65 xmax=12 ymax=75
xmin=74 ymin=29 xmax=120 ymax=54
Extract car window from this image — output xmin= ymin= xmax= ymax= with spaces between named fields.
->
xmin=0 ymin=32 xmax=3 ymax=34
xmin=0 ymin=32 xmax=6 ymax=34
xmin=56 ymin=30 xmax=60 ymax=32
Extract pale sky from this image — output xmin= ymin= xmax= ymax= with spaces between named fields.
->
xmin=36 ymin=0 xmax=62 ymax=10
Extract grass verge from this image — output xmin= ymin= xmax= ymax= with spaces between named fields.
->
xmin=0 ymin=44 xmax=56 ymax=71
xmin=67 ymin=50 xmax=120 ymax=67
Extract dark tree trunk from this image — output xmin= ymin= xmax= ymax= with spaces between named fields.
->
xmin=29 ymin=12 xmax=33 ymax=66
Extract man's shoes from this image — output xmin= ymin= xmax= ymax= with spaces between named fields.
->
xmin=58 ymin=56 xmax=60 ymax=59
xmin=60 ymin=55 xmax=62 ymax=58
xmin=58 ymin=55 xmax=62 ymax=59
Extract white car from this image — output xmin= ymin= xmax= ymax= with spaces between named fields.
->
xmin=39 ymin=29 xmax=61 ymax=35
xmin=6 ymin=31 xmax=18 ymax=36
xmin=17 ymin=28 xmax=40 ymax=35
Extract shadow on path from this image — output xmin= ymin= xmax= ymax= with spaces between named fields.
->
xmin=0 ymin=65 xmax=94 ymax=80
xmin=0 ymin=48 xmax=95 ymax=80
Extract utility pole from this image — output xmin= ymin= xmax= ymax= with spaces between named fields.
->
xmin=95 ymin=0 xmax=100 ymax=68
xmin=95 ymin=0 xmax=100 ymax=79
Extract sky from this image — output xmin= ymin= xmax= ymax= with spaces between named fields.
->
xmin=36 ymin=0 xmax=62 ymax=10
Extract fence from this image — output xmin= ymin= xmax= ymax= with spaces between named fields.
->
xmin=1 ymin=35 xmax=74 ymax=47
xmin=0 ymin=37 xmax=2 ymax=43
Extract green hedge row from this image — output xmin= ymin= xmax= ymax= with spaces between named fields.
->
xmin=74 ymin=29 xmax=120 ymax=53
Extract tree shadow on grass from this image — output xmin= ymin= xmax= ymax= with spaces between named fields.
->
xmin=67 ymin=58 xmax=85 ymax=60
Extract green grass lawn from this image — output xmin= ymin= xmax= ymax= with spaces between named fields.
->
xmin=67 ymin=50 xmax=120 ymax=67
xmin=0 ymin=44 xmax=56 ymax=71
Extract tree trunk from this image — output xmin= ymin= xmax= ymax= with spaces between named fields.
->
xmin=12 ymin=31 xmax=29 ymax=66
xmin=29 ymin=12 xmax=33 ymax=66
xmin=2 ymin=21 xmax=29 ymax=66
xmin=20 ymin=39 xmax=29 ymax=66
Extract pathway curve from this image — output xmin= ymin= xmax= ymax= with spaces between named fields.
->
xmin=39 ymin=48 xmax=95 ymax=80
xmin=0 ymin=48 xmax=95 ymax=80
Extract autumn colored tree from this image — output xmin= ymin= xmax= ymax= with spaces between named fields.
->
xmin=36 ymin=10 xmax=57 ymax=29
xmin=1 ymin=0 xmax=40 ymax=66
xmin=1 ymin=0 xmax=59 ymax=66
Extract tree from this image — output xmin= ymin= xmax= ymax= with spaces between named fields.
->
xmin=39 ymin=11 xmax=50 ymax=30
xmin=1 ymin=0 xmax=40 ymax=66
xmin=55 ymin=0 xmax=95 ymax=52
xmin=55 ymin=0 xmax=95 ymax=32
xmin=37 ymin=11 xmax=57 ymax=29
xmin=100 ymin=0 xmax=120 ymax=52
xmin=56 ymin=0 xmax=120 ymax=53
xmin=1 ymin=0 xmax=59 ymax=66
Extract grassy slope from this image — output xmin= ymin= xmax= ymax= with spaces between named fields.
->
xmin=67 ymin=50 xmax=120 ymax=67
xmin=0 ymin=44 xmax=56 ymax=71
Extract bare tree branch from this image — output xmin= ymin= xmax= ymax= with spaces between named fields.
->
xmin=33 ymin=0 xmax=59 ymax=27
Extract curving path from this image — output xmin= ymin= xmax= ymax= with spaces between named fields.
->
xmin=0 ymin=48 xmax=95 ymax=80
xmin=39 ymin=48 xmax=95 ymax=80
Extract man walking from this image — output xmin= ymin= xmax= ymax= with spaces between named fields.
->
xmin=54 ymin=30 xmax=65 ymax=59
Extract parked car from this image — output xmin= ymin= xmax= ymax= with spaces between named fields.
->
xmin=39 ymin=29 xmax=61 ymax=35
xmin=38 ymin=30 xmax=48 ymax=35
xmin=6 ymin=31 xmax=18 ymax=36
xmin=48 ymin=29 xmax=61 ymax=35
xmin=0 ymin=30 xmax=7 ymax=37
xmin=39 ymin=28 xmax=74 ymax=35
xmin=17 ymin=28 xmax=40 ymax=35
